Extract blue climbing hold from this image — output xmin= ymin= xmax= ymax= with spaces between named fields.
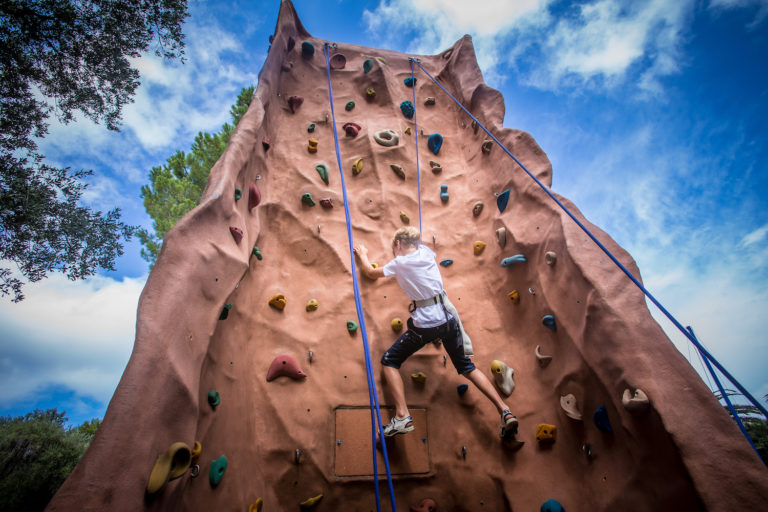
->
xmin=428 ymin=133 xmax=443 ymax=155
xmin=500 ymin=254 xmax=527 ymax=267
xmin=440 ymin=259 xmax=453 ymax=267
xmin=400 ymin=100 xmax=414 ymax=119
xmin=542 ymin=315 xmax=556 ymax=331
xmin=404 ymin=77 xmax=417 ymax=87
xmin=593 ymin=404 xmax=613 ymax=434
xmin=301 ymin=41 xmax=314 ymax=57
xmin=440 ymin=184 xmax=449 ymax=202
xmin=457 ymin=384 xmax=469 ymax=396
xmin=541 ymin=499 xmax=566 ymax=512
xmin=497 ymin=189 xmax=510 ymax=213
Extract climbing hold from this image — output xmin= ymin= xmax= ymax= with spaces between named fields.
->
xmin=404 ymin=76 xmax=417 ymax=87
xmin=252 ymin=246 xmax=263 ymax=260
xmin=391 ymin=164 xmax=406 ymax=180
xmin=307 ymin=138 xmax=318 ymax=153
xmin=266 ymin=354 xmax=307 ymax=382
xmin=482 ymin=139 xmax=493 ymax=154
xmin=545 ymin=251 xmax=557 ymax=265
xmin=300 ymin=494 xmax=323 ymax=510
xmin=593 ymin=404 xmax=613 ymax=434
xmin=363 ymin=59 xmax=373 ymax=73
xmin=343 ymin=122 xmax=361 ymax=137
xmin=301 ymin=41 xmax=314 ymax=57
xmin=288 ymin=95 xmax=303 ymax=113
xmin=287 ymin=37 xmax=296 ymax=51
xmin=352 ymin=157 xmax=363 ymax=175
xmin=190 ymin=441 xmax=202 ymax=461
xmin=391 ymin=317 xmax=403 ymax=332
xmin=249 ymin=182 xmax=261 ymax=211
xmin=262 ymin=136 xmax=271 ymax=151
xmin=541 ymin=499 xmax=566 ymax=512
xmin=536 ymin=423 xmax=557 ymax=443
xmin=501 ymin=254 xmax=527 ymax=267
xmin=344 ymin=100 xmax=355 ymax=111
xmin=209 ymin=455 xmax=227 ymax=487
xmin=495 ymin=227 xmax=507 ymax=248
xmin=440 ymin=259 xmax=453 ymax=267
xmin=308 ymin=350 xmax=314 ymax=363
xmin=404 ymin=126 xmax=412 ymax=135
xmin=473 ymin=241 xmax=486 ymax=255
xmin=542 ymin=315 xmax=556 ymax=331
xmin=535 ymin=345 xmax=553 ymax=368
xmin=427 ymin=133 xmax=443 ymax=155
xmin=508 ymin=290 xmax=520 ymax=303
xmin=307 ymin=123 xmax=315 ymax=133
xmin=218 ymin=303 xmax=232 ymax=320
xmin=208 ymin=389 xmax=220 ymax=407
xmin=471 ymin=119 xmax=479 ymax=133
xmin=429 ymin=160 xmax=442 ymax=174
xmin=400 ymin=100 xmax=414 ymax=119
xmin=347 ymin=320 xmax=358 ymax=333
xmin=306 ymin=299 xmax=319 ymax=312
xmin=376 ymin=56 xmax=387 ymax=64
xmin=424 ymin=97 xmax=436 ymax=106
xmin=146 ymin=442 xmax=192 ymax=494
xmin=320 ymin=197 xmax=333 ymax=209
xmin=472 ymin=201 xmax=483 ymax=217
xmin=234 ymin=188 xmax=242 ymax=201
xmin=497 ymin=189 xmax=510 ymax=213
xmin=374 ymin=129 xmax=399 ymax=147
xmin=490 ymin=360 xmax=515 ymax=396
xmin=249 ymin=498 xmax=264 ymax=512
xmin=411 ymin=371 xmax=427 ymax=384
xmin=560 ymin=394 xmax=583 ymax=421
xmin=622 ymin=388 xmax=650 ymax=415
xmin=330 ymin=53 xmax=346 ymax=69
xmin=366 ymin=87 xmax=376 ymax=99
xmin=440 ymin=184 xmax=449 ymax=202
xmin=528 ymin=287 xmax=536 ymax=295
xmin=301 ymin=192 xmax=315 ymax=207
xmin=281 ymin=62 xmax=293 ymax=72
xmin=400 ymin=211 xmax=410 ymax=224
xmin=410 ymin=498 xmax=437 ymax=512
xmin=229 ymin=226 xmax=243 ymax=244
xmin=457 ymin=383 xmax=469 ymax=396
xmin=315 ymin=164 xmax=329 ymax=185
xmin=269 ymin=293 xmax=287 ymax=310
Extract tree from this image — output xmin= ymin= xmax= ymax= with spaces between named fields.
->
xmin=0 ymin=409 xmax=101 ymax=511
xmin=716 ymin=390 xmax=768 ymax=464
xmin=137 ymin=86 xmax=254 ymax=265
xmin=0 ymin=0 xmax=189 ymax=301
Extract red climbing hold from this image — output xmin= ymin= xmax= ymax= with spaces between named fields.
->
xmin=410 ymin=498 xmax=437 ymax=512
xmin=262 ymin=137 xmax=270 ymax=151
xmin=266 ymin=354 xmax=307 ymax=382
xmin=320 ymin=198 xmax=333 ymax=208
xmin=229 ymin=226 xmax=243 ymax=244
xmin=343 ymin=122 xmax=361 ymax=137
xmin=288 ymin=95 xmax=304 ymax=113
xmin=249 ymin=183 xmax=261 ymax=211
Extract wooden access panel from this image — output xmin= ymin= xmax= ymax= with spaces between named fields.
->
xmin=334 ymin=407 xmax=431 ymax=478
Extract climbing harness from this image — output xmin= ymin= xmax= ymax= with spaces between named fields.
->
xmin=323 ymin=43 xmax=398 ymax=512
xmin=409 ymin=291 xmax=473 ymax=357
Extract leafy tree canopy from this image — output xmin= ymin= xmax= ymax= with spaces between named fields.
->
xmin=137 ymin=85 xmax=254 ymax=265
xmin=0 ymin=0 xmax=189 ymax=301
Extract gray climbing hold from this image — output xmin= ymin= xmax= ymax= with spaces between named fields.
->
xmin=472 ymin=201 xmax=483 ymax=217
xmin=315 ymin=164 xmax=329 ymax=185
xmin=374 ymin=129 xmax=399 ymax=147
xmin=424 ymin=97 xmax=436 ymax=106
xmin=301 ymin=193 xmax=315 ymax=207
xmin=500 ymin=254 xmax=527 ymax=267
xmin=440 ymin=184 xmax=449 ymax=202
xmin=542 ymin=315 xmax=556 ymax=331
xmin=429 ymin=160 xmax=442 ymax=174
xmin=391 ymin=164 xmax=405 ymax=180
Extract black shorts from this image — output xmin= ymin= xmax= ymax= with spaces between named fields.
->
xmin=381 ymin=317 xmax=475 ymax=375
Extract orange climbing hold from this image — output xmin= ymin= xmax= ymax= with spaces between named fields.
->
xmin=508 ymin=290 xmax=520 ymax=303
xmin=249 ymin=498 xmax=264 ymax=512
xmin=308 ymin=138 xmax=318 ymax=153
xmin=536 ymin=423 xmax=557 ymax=443
xmin=266 ymin=354 xmax=307 ymax=382
xmin=269 ymin=293 xmax=287 ymax=310
xmin=473 ymin=241 xmax=486 ymax=255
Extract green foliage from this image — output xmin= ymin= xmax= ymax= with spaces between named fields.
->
xmin=716 ymin=390 xmax=768 ymax=465
xmin=137 ymin=86 xmax=254 ymax=265
xmin=0 ymin=409 xmax=101 ymax=511
xmin=0 ymin=0 xmax=189 ymax=301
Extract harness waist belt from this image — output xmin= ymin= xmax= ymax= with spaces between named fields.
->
xmin=410 ymin=291 xmax=474 ymax=357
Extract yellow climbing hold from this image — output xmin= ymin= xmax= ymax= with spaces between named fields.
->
xmin=306 ymin=299 xmax=319 ymax=312
xmin=376 ymin=56 xmax=387 ymax=64
xmin=269 ymin=293 xmax=286 ymax=310
xmin=352 ymin=157 xmax=363 ymax=175
xmin=400 ymin=211 xmax=410 ymax=224
xmin=300 ymin=494 xmax=324 ymax=509
xmin=307 ymin=138 xmax=318 ymax=153
xmin=190 ymin=441 xmax=202 ymax=461
xmin=508 ymin=290 xmax=520 ymax=303
xmin=474 ymin=241 xmax=487 ymax=255
xmin=391 ymin=317 xmax=403 ymax=332
xmin=411 ymin=371 xmax=427 ymax=384
xmin=366 ymin=87 xmax=376 ymax=98
xmin=249 ymin=498 xmax=264 ymax=512
xmin=405 ymin=126 xmax=412 ymax=135
xmin=536 ymin=423 xmax=557 ymax=443
xmin=146 ymin=442 xmax=192 ymax=494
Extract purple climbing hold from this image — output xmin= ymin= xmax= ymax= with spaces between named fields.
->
xmin=497 ymin=189 xmax=510 ymax=213
xmin=288 ymin=96 xmax=303 ymax=113
xmin=404 ymin=77 xmax=417 ymax=87
xmin=457 ymin=384 xmax=469 ymax=396
xmin=593 ymin=404 xmax=613 ymax=434
xmin=400 ymin=100 xmax=414 ymax=119
xmin=428 ymin=133 xmax=443 ymax=155
xmin=229 ymin=226 xmax=243 ymax=244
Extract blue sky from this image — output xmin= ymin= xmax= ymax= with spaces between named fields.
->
xmin=1 ymin=0 xmax=767 ymax=427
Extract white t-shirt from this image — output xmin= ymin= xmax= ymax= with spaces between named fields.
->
xmin=383 ymin=244 xmax=451 ymax=328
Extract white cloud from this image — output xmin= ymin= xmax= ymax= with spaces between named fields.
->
xmin=740 ymin=223 xmax=768 ymax=247
xmin=709 ymin=0 xmax=768 ymax=27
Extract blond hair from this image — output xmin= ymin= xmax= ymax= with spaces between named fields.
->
xmin=392 ymin=226 xmax=420 ymax=248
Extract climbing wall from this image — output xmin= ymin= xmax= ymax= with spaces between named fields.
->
xmin=49 ymin=2 xmax=768 ymax=511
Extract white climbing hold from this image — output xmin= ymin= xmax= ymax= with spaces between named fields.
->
xmin=622 ymin=388 xmax=650 ymax=415
xmin=560 ymin=394 xmax=583 ymax=421
xmin=495 ymin=227 xmax=506 ymax=248
xmin=545 ymin=251 xmax=557 ymax=265
xmin=490 ymin=360 xmax=515 ymax=396
xmin=535 ymin=345 xmax=552 ymax=368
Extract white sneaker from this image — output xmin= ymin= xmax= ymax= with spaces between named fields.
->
xmin=383 ymin=415 xmax=414 ymax=437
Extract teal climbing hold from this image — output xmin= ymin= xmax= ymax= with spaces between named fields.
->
xmin=542 ymin=315 xmax=556 ymax=331
xmin=209 ymin=455 xmax=228 ymax=487
xmin=315 ymin=164 xmax=329 ymax=185
xmin=252 ymin=246 xmax=263 ymax=260
xmin=593 ymin=404 xmax=613 ymax=434
xmin=301 ymin=41 xmax=314 ymax=57
xmin=301 ymin=193 xmax=315 ymax=206
xmin=363 ymin=59 xmax=373 ymax=73
xmin=404 ymin=77 xmax=417 ymax=87
xmin=501 ymin=255 xmax=527 ymax=267
xmin=497 ymin=189 xmax=510 ymax=213
xmin=347 ymin=320 xmax=358 ymax=333
xmin=208 ymin=390 xmax=221 ymax=407
xmin=428 ymin=133 xmax=443 ymax=155
xmin=440 ymin=259 xmax=453 ymax=267
xmin=400 ymin=100 xmax=414 ymax=119
xmin=440 ymin=184 xmax=449 ymax=202
xmin=457 ymin=384 xmax=469 ymax=396
xmin=219 ymin=303 xmax=232 ymax=320
xmin=234 ymin=188 xmax=242 ymax=200
xmin=541 ymin=499 xmax=566 ymax=512
xmin=307 ymin=123 xmax=315 ymax=133
xmin=345 ymin=101 xmax=355 ymax=111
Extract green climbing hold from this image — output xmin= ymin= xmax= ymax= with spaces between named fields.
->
xmin=252 ymin=246 xmax=263 ymax=260
xmin=219 ymin=303 xmax=232 ymax=320
xmin=363 ymin=59 xmax=373 ymax=73
xmin=345 ymin=101 xmax=355 ymax=111
xmin=208 ymin=389 xmax=221 ymax=407
xmin=347 ymin=320 xmax=358 ymax=333
xmin=308 ymin=123 xmax=315 ymax=133
xmin=209 ymin=455 xmax=228 ymax=487
xmin=404 ymin=77 xmax=417 ymax=87
xmin=301 ymin=193 xmax=315 ymax=206
xmin=301 ymin=41 xmax=314 ymax=58
xmin=234 ymin=188 xmax=242 ymax=200
xmin=315 ymin=164 xmax=329 ymax=185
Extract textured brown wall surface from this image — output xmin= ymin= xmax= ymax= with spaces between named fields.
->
xmin=48 ymin=1 xmax=768 ymax=510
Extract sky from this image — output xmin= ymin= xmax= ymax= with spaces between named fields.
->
xmin=1 ymin=0 xmax=767 ymax=427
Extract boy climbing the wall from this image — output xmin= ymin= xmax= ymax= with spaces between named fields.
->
xmin=354 ymin=227 xmax=520 ymax=444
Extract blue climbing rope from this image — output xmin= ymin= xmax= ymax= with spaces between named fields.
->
xmin=324 ymin=43 xmax=398 ymax=512
xmin=409 ymin=59 xmax=423 ymax=237
xmin=408 ymin=58 xmax=768 ymax=427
